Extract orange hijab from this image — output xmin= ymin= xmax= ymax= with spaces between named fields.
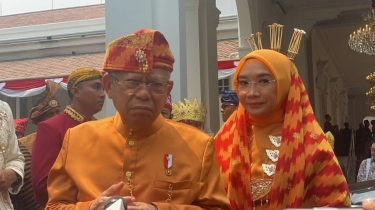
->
xmin=215 ymin=49 xmax=350 ymax=209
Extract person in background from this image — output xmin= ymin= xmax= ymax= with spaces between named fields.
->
xmin=172 ymin=97 xmax=207 ymax=130
xmin=324 ymin=114 xmax=333 ymax=133
xmin=220 ymin=89 xmax=239 ymax=122
xmin=215 ymin=23 xmax=350 ymax=209
xmin=364 ymin=120 xmax=373 ymax=158
xmin=45 ymin=29 xmax=230 ymax=210
xmin=31 ymin=67 xmax=105 ymax=207
xmin=356 ymin=122 xmax=366 ymax=177
xmin=325 ymin=131 xmax=335 ymax=150
xmin=0 ymin=100 xmax=25 ymax=210
xmin=335 ymin=122 xmax=352 ymax=158
xmin=11 ymin=120 xmax=42 ymax=210
xmin=161 ymin=94 xmax=172 ymax=119
xmin=357 ymin=141 xmax=375 ymax=182
xmin=19 ymin=80 xmax=62 ymax=154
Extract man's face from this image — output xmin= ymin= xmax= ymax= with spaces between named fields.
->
xmin=74 ymin=79 xmax=106 ymax=115
xmin=40 ymin=107 xmax=62 ymax=123
xmin=220 ymin=102 xmax=238 ymax=122
xmin=103 ymin=69 xmax=173 ymax=131
xmin=161 ymin=108 xmax=172 ymax=119
xmin=371 ymin=143 xmax=375 ymax=159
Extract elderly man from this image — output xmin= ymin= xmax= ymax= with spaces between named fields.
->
xmin=19 ymin=80 xmax=62 ymax=154
xmin=0 ymin=100 xmax=25 ymax=210
xmin=31 ymin=67 xmax=105 ymax=207
xmin=45 ymin=29 xmax=230 ymax=210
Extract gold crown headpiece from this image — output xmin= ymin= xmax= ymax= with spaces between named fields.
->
xmin=172 ymin=98 xmax=207 ymax=124
xmin=245 ymin=23 xmax=306 ymax=60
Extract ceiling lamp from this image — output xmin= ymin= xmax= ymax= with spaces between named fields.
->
xmin=366 ymin=87 xmax=375 ymax=105
xmin=348 ymin=0 xmax=375 ymax=55
xmin=366 ymin=70 xmax=375 ymax=86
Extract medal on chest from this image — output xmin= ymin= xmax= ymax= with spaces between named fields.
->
xmin=164 ymin=154 xmax=173 ymax=176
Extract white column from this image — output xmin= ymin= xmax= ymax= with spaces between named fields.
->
xmin=185 ymin=0 xmax=202 ymax=100
xmin=98 ymin=0 xmax=187 ymax=118
xmin=235 ymin=0 xmax=256 ymax=58
xmin=185 ymin=0 xmax=221 ymax=135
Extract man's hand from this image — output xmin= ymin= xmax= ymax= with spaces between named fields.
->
xmin=0 ymin=169 xmax=17 ymax=191
xmin=89 ymin=182 xmax=135 ymax=210
xmin=128 ymin=202 xmax=157 ymax=210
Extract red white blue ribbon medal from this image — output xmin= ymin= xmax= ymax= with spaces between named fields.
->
xmin=164 ymin=154 xmax=172 ymax=176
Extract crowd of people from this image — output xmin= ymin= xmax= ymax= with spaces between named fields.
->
xmin=1 ymin=26 xmax=353 ymax=210
xmin=322 ymin=113 xmax=375 ymax=183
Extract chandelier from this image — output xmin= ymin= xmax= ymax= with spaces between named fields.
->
xmin=348 ymin=1 xmax=375 ymax=55
xmin=366 ymin=70 xmax=375 ymax=86
xmin=366 ymin=87 xmax=375 ymax=104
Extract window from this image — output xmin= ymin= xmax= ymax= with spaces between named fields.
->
xmin=218 ymin=78 xmax=230 ymax=93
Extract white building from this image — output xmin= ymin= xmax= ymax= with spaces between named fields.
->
xmin=0 ymin=0 xmax=372 ymax=136
xmin=0 ymin=1 xmax=239 ymax=134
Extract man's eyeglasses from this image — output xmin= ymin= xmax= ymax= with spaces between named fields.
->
xmin=221 ymin=103 xmax=237 ymax=110
xmin=110 ymin=74 xmax=170 ymax=95
xmin=235 ymin=79 xmax=276 ymax=92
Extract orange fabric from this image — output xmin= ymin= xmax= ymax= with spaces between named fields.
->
xmin=215 ymin=49 xmax=350 ymax=209
xmin=250 ymin=122 xmax=283 ymax=210
xmin=103 ymin=29 xmax=175 ymax=73
xmin=45 ymin=114 xmax=231 ymax=209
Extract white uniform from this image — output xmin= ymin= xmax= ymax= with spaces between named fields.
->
xmin=0 ymin=100 xmax=24 ymax=210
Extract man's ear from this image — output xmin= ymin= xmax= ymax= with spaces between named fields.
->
xmin=103 ymin=73 xmax=113 ymax=99
xmin=168 ymin=80 xmax=174 ymax=94
xmin=70 ymin=86 xmax=80 ymax=99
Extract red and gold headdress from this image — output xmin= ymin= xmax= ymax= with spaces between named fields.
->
xmin=103 ymin=29 xmax=175 ymax=73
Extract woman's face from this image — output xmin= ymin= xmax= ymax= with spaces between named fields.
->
xmin=237 ymin=59 xmax=277 ymax=116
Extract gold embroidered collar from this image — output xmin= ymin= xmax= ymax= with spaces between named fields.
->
xmin=64 ymin=106 xmax=85 ymax=124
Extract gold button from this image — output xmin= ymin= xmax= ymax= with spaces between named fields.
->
xmin=128 ymin=141 xmax=134 ymax=147
xmin=125 ymin=171 xmax=132 ymax=177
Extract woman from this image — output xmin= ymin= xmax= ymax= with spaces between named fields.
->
xmin=215 ymin=49 xmax=350 ymax=209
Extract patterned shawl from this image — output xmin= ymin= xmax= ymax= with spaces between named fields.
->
xmin=215 ymin=49 xmax=350 ymax=209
